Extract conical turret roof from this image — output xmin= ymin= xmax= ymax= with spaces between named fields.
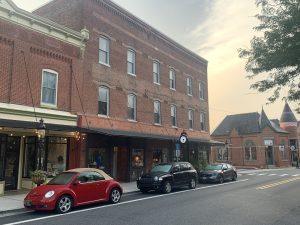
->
xmin=280 ymin=102 xmax=297 ymax=123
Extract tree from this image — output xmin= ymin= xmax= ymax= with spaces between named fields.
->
xmin=238 ymin=0 xmax=300 ymax=112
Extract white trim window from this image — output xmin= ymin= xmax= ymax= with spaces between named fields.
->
xmin=98 ymin=86 xmax=109 ymax=116
xmin=127 ymin=49 xmax=136 ymax=75
xmin=41 ymin=69 xmax=58 ymax=106
xmin=128 ymin=94 xmax=137 ymax=121
xmin=244 ymin=140 xmax=257 ymax=161
xmin=199 ymin=81 xmax=205 ymax=100
xmin=200 ymin=112 xmax=206 ymax=131
xmin=171 ymin=105 xmax=177 ymax=127
xmin=187 ymin=77 xmax=192 ymax=96
xmin=153 ymin=61 xmax=160 ymax=84
xmin=280 ymin=140 xmax=287 ymax=160
xmin=154 ymin=101 xmax=161 ymax=124
xmin=99 ymin=36 xmax=110 ymax=65
xmin=169 ymin=69 xmax=176 ymax=90
xmin=188 ymin=109 xmax=194 ymax=129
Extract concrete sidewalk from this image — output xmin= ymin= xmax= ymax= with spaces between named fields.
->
xmin=0 ymin=182 xmax=138 ymax=214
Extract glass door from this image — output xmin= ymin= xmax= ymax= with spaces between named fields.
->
xmin=5 ymin=137 xmax=20 ymax=191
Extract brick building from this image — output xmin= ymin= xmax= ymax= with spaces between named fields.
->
xmin=34 ymin=0 xmax=217 ymax=181
xmin=0 ymin=0 xmax=88 ymax=194
xmin=211 ymin=103 xmax=299 ymax=169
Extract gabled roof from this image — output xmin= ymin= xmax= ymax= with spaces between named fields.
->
xmin=280 ymin=102 xmax=298 ymax=123
xmin=212 ymin=110 xmax=288 ymax=136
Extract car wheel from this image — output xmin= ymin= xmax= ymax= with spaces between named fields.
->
xmin=55 ymin=195 xmax=73 ymax=214
xmin=162 ymin=181 xmax=172 ymax=194
xmin=189 ymin=178 xmax=196 ymax=189
xmin=218 ymin=175 xmax=224 ymax=184
xmin=232 ymin=173 xmax=237 ymax=181
xmin=110 ymin=188 xmax=121 ymax=204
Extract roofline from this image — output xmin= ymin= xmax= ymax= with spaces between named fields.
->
xmin=0 ymin=0 xmax=89 ymax=49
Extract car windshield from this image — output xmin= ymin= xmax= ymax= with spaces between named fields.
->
xmin=151 ymin=164 xmax=172 ymax=173
xmin=205 ymin=164 xmax=223 ymax=171
xmin=47 ymin=172 xmax=76 ymax=185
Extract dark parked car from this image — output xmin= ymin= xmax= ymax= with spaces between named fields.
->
xmin=198 ymin=163 xmax=237 ymax=184
xmin=137 ymin=162 xmax=197 ymax=194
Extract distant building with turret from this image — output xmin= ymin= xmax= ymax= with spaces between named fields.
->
xmin=211 ymin=103 xmax=299 ymax=168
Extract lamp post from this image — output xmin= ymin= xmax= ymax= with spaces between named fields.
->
xmin=37 ymin=118 xmax=46 ymax=170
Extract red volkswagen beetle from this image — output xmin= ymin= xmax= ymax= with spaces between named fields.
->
xmin=24 ymin=168 xmax=123 ymax=213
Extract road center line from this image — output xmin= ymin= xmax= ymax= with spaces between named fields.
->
xmin=4 ymin=179 xmax=249 ymax=225
xmin=256 ymin=177 xmax=300 ymax=190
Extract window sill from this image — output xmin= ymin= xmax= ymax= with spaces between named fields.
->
xmin=40 ymin=104 xmax=57 ymax=109
xmin=154 ymin=82 xmax=161 ymax=86
xmin=187 ymin=94 xmax=193 ymax=97
xmin=172 ymin=126 xmax=178 ymax=129
xmin=98 ymin=114 xmax=109 ymax=118
xmin=170 ymin=88 xmax=176 ymax=91
xmin=99 ymin=62 xmax=111 ymax=67
xmin=128 ymin=119 xmax=137 ymax=123
xmin=154 ymin=123 xmax=162 ymax=126
xmin=128 ymin=72 xmax=136 ymax=77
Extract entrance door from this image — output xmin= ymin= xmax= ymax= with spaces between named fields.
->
xmin=113 ymin=147 xmax=128 ymax=182
xmin=266 ymin=146 xmax=274 ymax=165
xmin=5 ymin=137 xmax=20 ymax=191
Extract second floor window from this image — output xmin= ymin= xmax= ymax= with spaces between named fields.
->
xmin=169 ymin=69 xmax=176 ymax=90
xmin=99 ymin=36 xmax=109 ymax=65
xmin=41 ymin=69 xmax=58 ymax=106
xmin=187 ymin=77 xmax=192 ymax=96
xmin=154 ymin=101 xmax=161 ymax=124
xmin=200 ymin=112 xmax=206 ymax=131
xmin=153 ymin=61 xmax=160 ymax=84
xmin=128 ymin=94 xmax=137 ymax=121
xmin=171 ymin=105 xmax=177 ymax=127
xmin=98 ymin=86 xmax=109 ymax=116
xmin=188 ymin=109 xmax=194 ymax=129
xmin=127 ymin=49 xmax=136 ymax=75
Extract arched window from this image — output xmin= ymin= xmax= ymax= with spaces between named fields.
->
xmin=244 ymin=140 xmax=256 ymax=161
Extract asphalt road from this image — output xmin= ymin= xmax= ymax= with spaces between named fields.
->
xmin=1 ymin=168 xmax=300 ymax=225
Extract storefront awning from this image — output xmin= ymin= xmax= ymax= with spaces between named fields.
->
xmin=0 ymin=119 xmax=78 ymax=132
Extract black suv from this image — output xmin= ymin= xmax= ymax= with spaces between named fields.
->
xmin=137 ymin=162 xmax=197 ymax=194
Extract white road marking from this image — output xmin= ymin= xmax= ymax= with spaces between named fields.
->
xmin=280 ymin=174 xmax=289 ymax=177
xmin=247 ymin=174 xmax=255 ymax=176
xmin=267 ymin=174 xmax=277 ymax=176
xmin=258 ymin=173 xmax=267 ymax=176
xmin=4 ymin=179 xmax=249 ymax=225
xmin=292 ymin=174 xmax=300 ymax=177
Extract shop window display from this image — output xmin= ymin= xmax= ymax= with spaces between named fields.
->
xmin=88 ymin=148 xmax=107 ymax=170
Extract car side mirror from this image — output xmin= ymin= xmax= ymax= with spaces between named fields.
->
xmin=173 ymin=167 xmax=179 ymax=173
xmin=73 ymin=180 xmax=80 ymax=185
xmin=222 ymin=168 xmax=227 ymax=171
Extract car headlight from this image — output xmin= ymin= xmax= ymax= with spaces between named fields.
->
xmin=137 ymin=176 xmax=141 ymax=181
xmin=45 ymin=191 xmax=55 ymax=198
xmin=158 ymin=177 xmax=163 ymax=181
xmin=154 ymin=176 xmax=159 ymax=181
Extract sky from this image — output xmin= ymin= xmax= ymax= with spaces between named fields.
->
xmin=11 ymin=0 xmax=299 ymax=131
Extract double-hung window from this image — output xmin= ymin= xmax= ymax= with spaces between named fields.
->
xmin=188 ymin=109 xmax=194 ymax=129
xmin=199 ymin=82 xmax=205 ymax=100
xmin=187 ymin=77 xmax=192 ymax=96
xmin=128 ymin=94 xmax=137 ymax=121
xmin=98 ymin=86 xmax=109 ymax=116
xmin=153 ymin=61 xmax=160 ymax=84
xmin=169 ymin=69 xmax=176 ymax=90
xmin=171 ymin=105 xmax=177 ymax=127
xmin=127 ymin=49 xmax=136 ymax=75
xmin=200 ymin=112 xmax=206 ymax=131
xmin=41 ymin=69 xmax=58 ymax=106
xmin=99 ymin=36 xmax=109 ymax=65
xmin=244 ymin=140 xmax=257 ymax=161
xmin=154 ymin=101 xmax=161 ymax=124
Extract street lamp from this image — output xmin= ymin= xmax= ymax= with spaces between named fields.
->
xmin=37 ymin=118 xmax=46 ymax=170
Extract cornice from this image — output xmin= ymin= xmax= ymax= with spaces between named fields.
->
xmin=94 ymin=0 xmax=207 ymax=66
xmin=0 ymin=0 xmax=89 ymax=50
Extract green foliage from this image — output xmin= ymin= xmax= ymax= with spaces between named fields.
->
xmin=190 ymin=158 xmax=208 ymax=172
xmin=31 ymin=170 xmax=47 ymax=185
xmin=238 ymin=0 xmax=300 ymax=112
